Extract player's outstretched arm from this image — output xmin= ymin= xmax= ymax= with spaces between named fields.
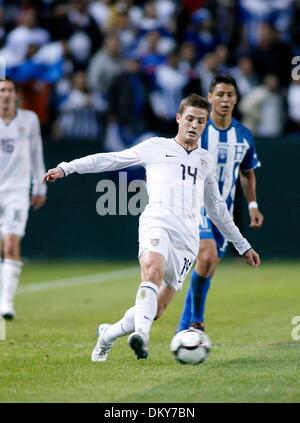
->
xmin=43 ymin=167 xmax=65 ymax=183
xmin=244 ymin=248 xmax=260 ymax=268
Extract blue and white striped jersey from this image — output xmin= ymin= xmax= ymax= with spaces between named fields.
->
xmin=200 ymin=117 xmax=260 ymax=214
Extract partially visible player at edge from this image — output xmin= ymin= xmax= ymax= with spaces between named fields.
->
xmin=177 ymin=75 xmax=264 ymax=334
xmin=43 ymin=94 xmax=260 ymax=362
xmin=0 ymin=78 xmax=47 ymax=319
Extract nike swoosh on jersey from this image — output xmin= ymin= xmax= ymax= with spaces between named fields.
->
xmin=165 ymin=154 xmax=177 ymax=157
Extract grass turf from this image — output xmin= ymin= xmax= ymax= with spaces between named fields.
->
xmin=0 ymin=260 xmax=299 ymax=403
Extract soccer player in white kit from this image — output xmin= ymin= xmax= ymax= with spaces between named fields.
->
xmin=43 ymin=94 xmax=260 ymax=361
xmin=0 ymin=79 xmax=47 ymax=319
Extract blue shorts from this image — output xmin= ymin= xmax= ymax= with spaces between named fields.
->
xmin=199 ymin=209 xmax=228 ymax=258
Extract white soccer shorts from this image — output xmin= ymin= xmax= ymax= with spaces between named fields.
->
xmin=0 ymin=189 xmax=30 ymax=238
xmin=138 ymin=225 xmax=196 ymax=292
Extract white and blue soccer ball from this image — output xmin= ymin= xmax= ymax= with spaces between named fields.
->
xmin=170 ymin=329 xmax=211 ymax=365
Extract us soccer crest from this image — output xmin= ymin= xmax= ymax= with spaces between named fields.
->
xmin=18 ymin=126 xmax=26 ymax=137
xmin=150 ymin=239 xmax=160 ymax=246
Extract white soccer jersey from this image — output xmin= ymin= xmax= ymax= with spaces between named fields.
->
xmin=201 ymin=117 xmax=261 ymax=213
xmin=0 ymin=109 xmax=46 ymax=195
xmin=58 ymin=137 xmax=251 ymax=256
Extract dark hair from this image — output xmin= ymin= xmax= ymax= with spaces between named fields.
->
xmin=0 ymin=77 xmax=17 ymax=91
xmin=179 ymin=93 xmax=210 ymax=115
xmin=208 ymin=75 xmax=239 ymax=96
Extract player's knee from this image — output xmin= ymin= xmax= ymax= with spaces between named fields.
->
xmin=3 ymin=240 xmax=20 ymax=260
xmin=196 ymin=251 xmax=218 ymax=276
xmin=143 ymin=264 xmax=163 ymax=284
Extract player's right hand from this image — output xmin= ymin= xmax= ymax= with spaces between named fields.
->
xmin=43 ymin=167 xmax=65 ymax=183
xmin=244 ymin=248 xmax=260 ymax=268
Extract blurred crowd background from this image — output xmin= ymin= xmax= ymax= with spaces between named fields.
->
xmin=1 ymin=0 xmax=299 ymax=149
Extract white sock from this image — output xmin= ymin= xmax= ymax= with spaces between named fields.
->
xmin=134 ymin=281 xmax=158 ymax=340
xmin=105 ymin=306 xmax=135 ymax=344
xmin=0 ymin=259 xmax=22 ymax=311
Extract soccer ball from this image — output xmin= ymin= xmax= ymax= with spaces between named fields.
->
xmin=170 ymin=329 xmax=211 ymax=365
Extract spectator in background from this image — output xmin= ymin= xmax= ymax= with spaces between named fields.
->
xmin=290 ymin=0 xmax=300 ymax=54
xmin=239 ymin=0 xmax=294 ymax=47
xmin=47 ymin=0 xmax=103 ymax=67
xmin=155 ymin=0 xmax=177 ymax=31
xmin=197 ymin=51 xmax=219 ymax=95
xmin=66 ymin=0 xmax=103 ymax=52
xmin=87 ymin=31 xmax=124 ymax=108
xmin=6 ymin=38 xmax=65 ymax=128
xmin=214 ymin=0 xmax=238 ymax=46
xmin=0 ymin=8 xmax=7 ymax=48
xmin=178 ymin=41 xmax=201 ymax=93
xmin=2 ymin=9 xmax=50 ymax=67
xmin=250 ymin=22 xmax=293 ymax=87
xmin=150 ymin=49 xmax=189 ymax=135
xmin=175 ymin=0 xmax=206 ymax=43
xmin=110 ymin=0 xmax=143 ymax=29
xmin=67 ymin=32 xmax=93 ymax=71
xmin=137 ymin=29 xmax=173 ymax=88
xmin=178 ymin=41 xmax=198 ymax=75
xmin=137 ymin=0 xmax=169 ymax=35
xmin=184 ymin=8 xmax=218 ymax=60
xmin=107 ymin=54 xmax=153 ymax=149
xmin=137 ymin=27 xmax=175 ymax=59
xmin=239 ymin=74 xmax=284 ymax=138
xmin=214 ymin=44 xmax=230 ymax=74
xmin=230 ymin=55 xmax=258 ymax=97
xmin=52 ymin=71 xmax=104 ymax=142
xmin=107 ymin=4 xmax=138 ymax=56
xmin=88 ymin=0 xmax=113 ymax=31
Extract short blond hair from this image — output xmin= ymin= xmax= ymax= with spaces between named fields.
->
xmin=179 ymin=94 xmax=210 ymax=115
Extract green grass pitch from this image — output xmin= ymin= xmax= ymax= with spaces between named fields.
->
xmin=0 ymin=260 xmax=299 ymax=403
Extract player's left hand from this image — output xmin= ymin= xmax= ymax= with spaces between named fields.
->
xmin=244 ymin=248 xmax=260 ymax=268
xmin=31 ymin=195 xmax=46 ymax=210
xmin=43 ymin=167 xmax=65 ymax=183
xmin=249 ymin=208 xmax=264 ymax=229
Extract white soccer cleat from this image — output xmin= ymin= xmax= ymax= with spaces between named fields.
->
xmin=128 ymin=331 xmax=148 ymax=360
xmin=0 ymin=305 xmax=16 ymax=320
xmin=91 ymin=324 xmax=113 ymax=362
xmin=188 ymin=325 xmax=205 ymax=335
